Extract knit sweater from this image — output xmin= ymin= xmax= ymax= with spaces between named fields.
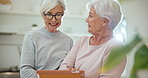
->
xmin=20 ymin=27 xmax=73 ymax=78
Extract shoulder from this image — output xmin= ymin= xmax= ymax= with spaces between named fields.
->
xmin=75 ymin=36 xmax=90 ymax=45
xmin=109 ymin=37 xmax=123 ymax=47
xmin=26 ymin=28 xmax=42 ymax=35
xmin=79 ymin=36 xmax=90 ymax=41
xmin=102 ymin=37 xmax=123 ymax=54
xmin=102 ymin=37 xmax=123 ymax=56
xmin=24 ymin=28 xmax=42 ymax=40
xmin=60 ymin=31 xmax=74 ymax=41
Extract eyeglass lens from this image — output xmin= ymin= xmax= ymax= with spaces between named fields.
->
xmin=44 ymin=12 xmax=63 ymax=20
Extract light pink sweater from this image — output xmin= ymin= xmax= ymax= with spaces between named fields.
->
xmin=59 ymin=36 xmax=127 ymax=78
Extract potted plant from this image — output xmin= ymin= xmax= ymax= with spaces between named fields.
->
xmin=103 ymin=34 xmax=148 ymax=78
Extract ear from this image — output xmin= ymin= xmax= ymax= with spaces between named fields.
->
xmin=102 ymin=18 xmax=109 ymax=27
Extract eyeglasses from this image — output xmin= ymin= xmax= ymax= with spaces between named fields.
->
xmin=43 ymin=12 xmax=64 ymax=20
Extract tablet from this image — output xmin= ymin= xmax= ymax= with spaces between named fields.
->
xmin=36 ymin=70 xmax=85 ymax=78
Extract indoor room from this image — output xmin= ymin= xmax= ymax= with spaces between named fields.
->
xmin=0 ymin=0 xmax=148 ymax=78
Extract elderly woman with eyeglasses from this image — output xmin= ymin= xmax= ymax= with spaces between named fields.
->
xmin=59 ymin=0 xmax=127 ymax=78
xmin=20 ymin=0 xmax=73 ymax=78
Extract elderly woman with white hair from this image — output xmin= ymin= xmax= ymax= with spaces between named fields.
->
xmin=20 ymin=0 xmax=73 ymax=78
xmin=59 ymin=0 xmax=127 ymax=78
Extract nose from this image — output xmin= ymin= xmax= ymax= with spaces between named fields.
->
xmin=51 ymin=16 xmax=56 ymax=21
xmin=85 ymin=17 xmax=89 ymax=23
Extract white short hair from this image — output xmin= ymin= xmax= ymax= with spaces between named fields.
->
xmin=86 ymin=0 xmax=123 ymax=30
xmin=40 ymin=0 xmax=66 ymax=14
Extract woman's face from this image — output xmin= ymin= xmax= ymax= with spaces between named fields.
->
xmin=86 ymin=7 xmax=105 ymax=35
xmin=42 ymin=5 xmax=64 ymax=32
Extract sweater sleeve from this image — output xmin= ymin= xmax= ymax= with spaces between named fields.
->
xmin=59 ymin=37 xmax=82 ymax=70
xmin=20 ymin=32 xmax=37 ymax=78
xmin=69 ymin=38 xmax=74 ymax=51
xmin=100 ymin=58 xmax=127 ymax=78
xmin=100 ymin=45 xmax=127 ymax=78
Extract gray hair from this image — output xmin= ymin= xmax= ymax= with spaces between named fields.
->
xmin=40 ymin=0 xmax=66 ymax=14
xmin=86 ymin=0 xmax=123 ymax=30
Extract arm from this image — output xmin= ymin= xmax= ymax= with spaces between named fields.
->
xmin=100 ymin=53 xmax=127 ymax=78
xmin=59 ymin=38 xmax=81 ymax=70
xmin=69 ymin=38 xmax=74 ymax=51
xmin=20 ymin=32 xmax=37 ymax=78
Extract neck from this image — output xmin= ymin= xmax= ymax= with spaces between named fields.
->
xmin=45 ymin=26 xmax=58 ymax=32
xmin=90 ymin=28 xmax=113 ymax=45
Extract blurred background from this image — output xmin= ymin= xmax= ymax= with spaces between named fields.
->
xmin=0 ymin=0 xmax=148 ymax=78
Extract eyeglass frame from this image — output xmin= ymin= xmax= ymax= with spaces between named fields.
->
xmin=43 ymin=12 xmax=64 ymax=20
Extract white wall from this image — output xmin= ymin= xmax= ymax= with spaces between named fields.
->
xmin=122 ymin=0 xmax=148 ymax=42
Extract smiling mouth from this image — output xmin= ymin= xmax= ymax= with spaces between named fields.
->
xmin=49 ymin=23 xmax=59 ymax=26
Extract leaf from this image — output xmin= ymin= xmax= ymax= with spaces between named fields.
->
xmin=102 ymin=34 xmax=142 ymax=72
xmin=130 ymin=45 xmax=148 ymax=78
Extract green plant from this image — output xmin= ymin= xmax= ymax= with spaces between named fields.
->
xmin=103 ymin=34 xmax=148 ymax=78
xmin=130 ymin=45 xmax=148 ymax=78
